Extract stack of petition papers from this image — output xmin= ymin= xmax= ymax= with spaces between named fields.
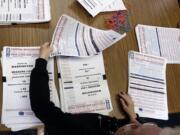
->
xmin=1 ymin=47 xmax=59 ymax=131
xmin=0 ymin=0 xmax=51 ymax=25
xmin=57 ymin=53 xmax=113 ymax=115
xmin=77 ymin=0 xmax=126 ymax=17
xmin=51 ymin=14 xmax=126 ymax=57
xmin=128 ymin=51 xmax=168 ymax=120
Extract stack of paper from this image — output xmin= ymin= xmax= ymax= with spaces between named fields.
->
xmin=57 ymin=53 xmax=113 ymax=115
xmin=77 ymin=0 xmax=126 ymax=17
xmin=1 ymin=47 xmax=59 ymax=131
xmin=128 ymin=51 xmax=168 ymax=120
xmin=51 ymin=14 xmax=126 ymax=57
xmin=135 ymin=24 xmax=180 ymax=63
xmin=0 ymin=0 xmax=51 ymax=25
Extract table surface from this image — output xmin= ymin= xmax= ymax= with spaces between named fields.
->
xmin=0 ymin=0 xmax=180 ymax=131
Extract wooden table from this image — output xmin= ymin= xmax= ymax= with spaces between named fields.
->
xmin=0 ymin=0 xmax=180 ymax=131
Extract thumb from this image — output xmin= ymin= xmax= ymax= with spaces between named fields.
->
xmin=43 ymin=42 xmax=50 ymax=47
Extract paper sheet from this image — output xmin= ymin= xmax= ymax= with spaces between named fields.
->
xmin=103 ymin=0 xmax=126 ymax=12
xmin=1 ymin=46 xmax=59 ymax=131
xmin=0 ymin=0 xmax=51 ymax=24
xmin=77 ymin=0 xmax=114 ymax=17
xmin=51 ymin=14 xmax=126 ymax=57
xmin=128 ymin=51 xmax=168 ymax=120
xmin=57 ymin=53 xmax=112 ymax=114
xmin=136 ymin=24 xmax=180 ymax=63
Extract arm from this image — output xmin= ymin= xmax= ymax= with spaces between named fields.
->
xmin=29 ymin=43 xmax=66 ymax=124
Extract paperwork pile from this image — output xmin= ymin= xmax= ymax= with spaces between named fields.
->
xmin=0 ymin=46 xmax=113 ymax=131
xmin=57 ymin=53 xmax=113 ymax=115
xmin=132 ymin=24 xmax=180 ymax=119
xmin=77 ymin=0 xmax=126 ymax=17
xmin=0 ymin=0 xmax=51 ymax=25
xmin=1 ymin=47 xmax=59 ymax=131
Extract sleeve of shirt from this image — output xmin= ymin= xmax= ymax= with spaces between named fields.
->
xmin=29 ymin=58 xmax=67 ymax=124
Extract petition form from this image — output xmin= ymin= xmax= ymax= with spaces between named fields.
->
xmin=103 ymin=0 xmax=126 ymax=12
xmin=77 ymin=0 xmax=114 ymax=17
xmin=0 ymin=0 xmax=51 ymax=24
xmin=128 ymin=51 xmax=168 ymax=120
xmin=57 ymin=53 xmax=112 ymax=115
xmin=51 ymin=14 xmax=126 ymax=57
xmin=136 ymin=24 xmax=180 ymax=63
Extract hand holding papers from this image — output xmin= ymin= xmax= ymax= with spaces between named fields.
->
xmin=136 ymin=24 xmax=180 ymax=63
xmin=57 ymin=53 xmax=113 ymax=115
xmin=51 ymin=15 xmax=126 ymax=57
xmin=0 ymin=0 xmax=51 ymax=25
xmin=128 ymin=51 xmax=168 ymax=120
xmin=1 ymin=47 xmax=59 ymax=131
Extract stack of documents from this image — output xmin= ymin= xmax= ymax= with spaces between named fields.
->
xmin=77 ymin=0 xmax=126 ymax=17
xmin=1 ymin=47 xmax=59 ymax=131
xmin=57 ymin=53 xmax=113 ymax=115
xmin=128 ymin=51 xmax=168 ymax=120
xmin=135 ymin=24 xmax=180 ymax=64
xmin=51 ymin=14 xmax=126 ymax=57
xmin=0 ymin=0 xmax=51 ymax=25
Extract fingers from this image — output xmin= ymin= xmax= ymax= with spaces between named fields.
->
xmin=118 ymin=91 xmax=136 ymax=120
xmin=120 ymin=98 xmax=128 ymax=110
xmin=42 ymin=42 xmax=50 ymax=49
xmin=42 ymin=42 xmax=50 ymax=47
xmin=50 ymin=46 xmax=53 ymax=52
xmin=119 ymin=92 xmax=133 ymax=105
xmin=41 ymin=42 xmax=52 ymax=52
xmin=40 ymin=42 xmax=52 ymax=60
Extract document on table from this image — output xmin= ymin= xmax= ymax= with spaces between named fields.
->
xmin=77 ymin=0 xmax=113 ymax=17
xmin=1 ymin=47 xmax=59 ymax=131
xmin=136 ymin=24 xmax=180 ymax=63
xmin=128 ymin=51 xmax=168 ymax=120
xmin=0 ymin=0 xmax=51 ymax=24
xmin=51 ymin=14 xmax=126 ymax=57
xmin=57 ymin=53 xmax=113 ymax=115
xmin=103 ymin=0 xmax=126 ymax=12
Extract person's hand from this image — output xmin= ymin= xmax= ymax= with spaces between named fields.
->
xmin=39 ymin=42 xmax=52 ymax=60
xmin=119 ymin=92 xmax=137 ymax=121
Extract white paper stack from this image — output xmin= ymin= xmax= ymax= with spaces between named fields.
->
xmin=128 ymin=51 xmax=168 ymax=120
xmin=51 ymin=14 xmax=126 ymax=57
xmin=1 ymin=46 xmax=59 ymax=131
xmin=77 ymin=0 xmax=126 ymax=17
xmin=135 ymin=24 xmax=180 ymax=64
xmin=57 ymin=53 xmax=113 ymax=115
xmin=0 ymin=0 xmax=51 ymax=25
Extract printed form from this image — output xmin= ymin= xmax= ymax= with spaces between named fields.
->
xmin=77 ymin=0 xmax=113 ymax=17
xmin=1 ymin=47 xmax=59 ymax=131
xmin=0 ymin=0 xmax=51 ymax=24
xmin=51 ymin=14 xmax=126 ymax=57
xmin=103 ymin=0 xmax=126 ymax=12
xmin=57 ymin=53 xmax=112 ymax=115
xmin=128 ymin=51 xmax=168 ymax=120
xmin=136 ymin=24 xmax=180 ymax=63
xmin=77 ymin=0 xmax=126 ymax=16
